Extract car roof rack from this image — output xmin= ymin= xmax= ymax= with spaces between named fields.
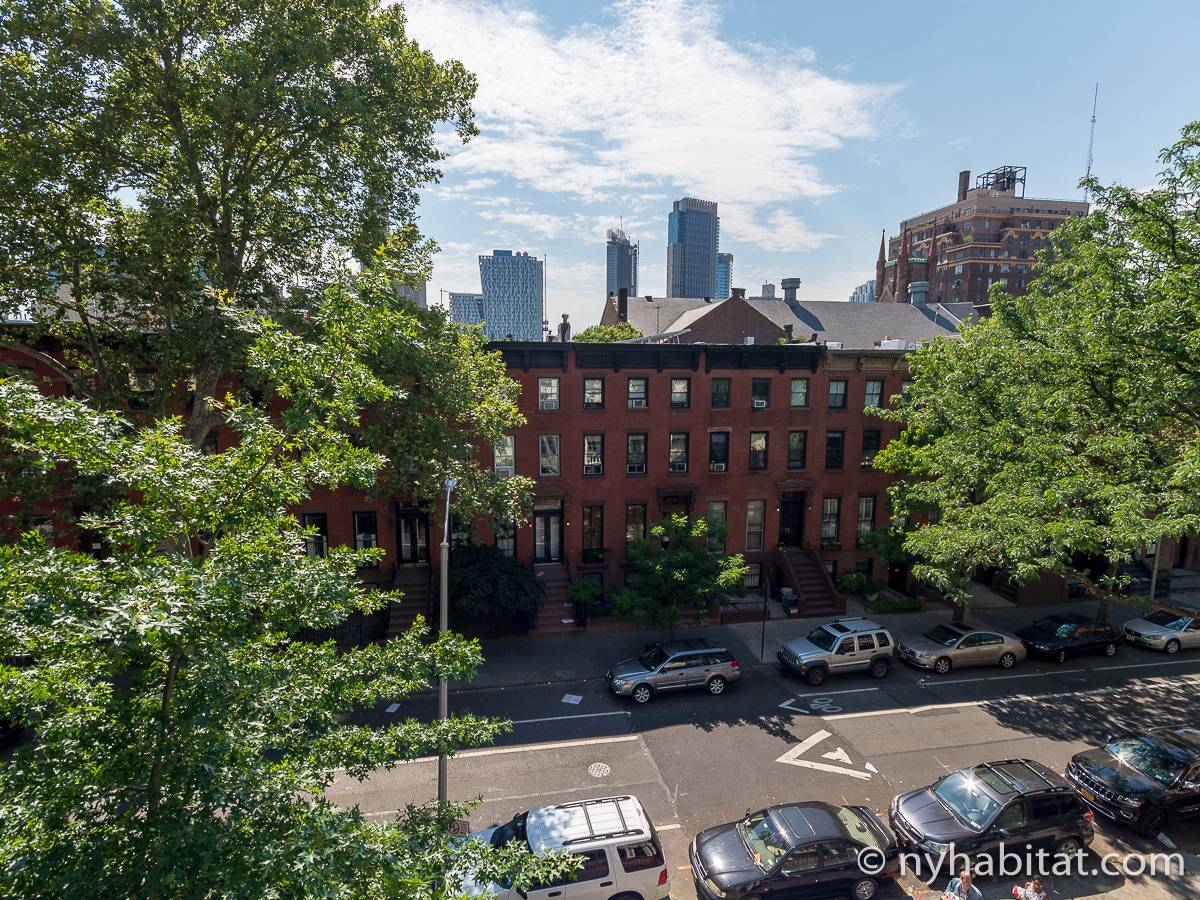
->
xmin=556 ymin=796 xmax=645 ymax=846
xmin=979 ymin=759 xmax=1057 ymax=791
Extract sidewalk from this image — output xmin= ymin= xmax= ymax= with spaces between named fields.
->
xmin=455 ymin=590 xmax=1159 ymax=690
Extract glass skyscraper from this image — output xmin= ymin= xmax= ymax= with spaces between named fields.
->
xmin=450 ymin=250 xmax=544 ymax=341
xmin=714 ymin=252 xmax=733 ymax=299
xmin=666 ymin=197 xmax=719 ymax=298
xmin=606 ymin=228 xmax=638 ymax=297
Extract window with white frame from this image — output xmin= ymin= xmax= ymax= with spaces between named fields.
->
xmin=668 ymin=433 xmax=688 ymax=472
xmin=820 ymin=498 xmax=841 ymax=542
xmin=857 ymin=496 xmax=876 ymax=537
xmin=493 ymin=435 xmax=515 ymax=475
xmin=583 ymin=434 xmax=604 ymax=475
xmin=790 ymin=378 xmax=809 ymax=408
xmin=864 ymin=380 xmax=884 ymax=408
xmin=627 ymin=377 xmax=648 ymax=408
xmin=746 ymin=500 xmax=765 ymax=551
xmin=539 ymin=434 xmax=560 ymax=476
xmin=538 ymin=377 xmax=559 ymax=410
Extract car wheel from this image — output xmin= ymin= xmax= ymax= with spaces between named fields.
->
xmin=607 ymin=893 xmax=643 ymax=900
xmin=1136 ymin=808 xmax=1166 ymax=837
xmin=1054 ymin=836 xmax=1083 ymax=859
xmin=1165 ymin=639 xmax=1182 ymax=655
xmin=869 ymin=658 xmax=889 ymax=679
xmin=631 ymin=684 xmax=653 ymax=704
xmin=933 ymin=656 xmax=952 ymax=675
xmin=707 ymin=675 xmax=727 ymax=695
xmin=851 ymin=877 xmax=878 ymax=899
xmin=999 ymin=652 xmax=1017 ymax=669
xmin=1055 ymin=649 xmax=1067 ymax=664
xmin=805 ymin=667 xmax=827 ymax=687
xmin=1104 ymin=641 xmax=1119 ymax=657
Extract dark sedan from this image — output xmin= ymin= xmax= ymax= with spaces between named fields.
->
xmin=690 ymin=801 xmax=899 ymax=900
xmin=1016 ymin=613 xmax=1122 ymax=663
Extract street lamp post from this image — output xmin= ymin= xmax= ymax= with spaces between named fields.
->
xmin=437 ymin=477 xmax=456 ymax=806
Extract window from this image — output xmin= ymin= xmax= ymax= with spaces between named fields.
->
xmin=900 ymin=379 xmax=914 ymax=398
xmin=353 ymin=511 xmax=378 ymax=567
xmin=789 ymin=378 xmax=809 ymax=408
xmin=711 ymin=377 xmax=731 ymax=408
xmin=495 ymin=519 xmax=515 ymax=557
xmin=583 ymin=434 xmax=604 ymax=475
xmin=827 ymin=379 xmax=847 ymax=409
xmin=749 ymin=432 xmax=768 ymax=470
xmin=618 ymin=841 xmax=665 ymax=873
xmin=751 ymin=378 xmax=770 ymax=408
xmin=626 ymin=433 xmax=647 ymax=474
xmin=708 ymin=431 xmax=730 ymax=472
xmin=787 ymin=430 xmax=807 ymax=469
xmin=670 ymin=377 xmax=690 ymax=409
xmin=668 ymin=432 xmax=689 ymax=472
xmin=746 ymin=500 xmax=765 ymax=550
xmin=539 ymin=435 xmax=560 ymax=476
xmin=583 ymin=378 xmax=604 ymax=409
xmin=706 ymin=501 xmax=727 ymax=551
xmin=625 ymin=504 xmax=646 ymax=545
xmin=824 ymin=559 xmax=838 ymax=578
xmin=302 ymin=512 xmax=328 ymax=558
xmin=994 ymin=803 xmax=1028 ymax=832
xmin=582 ymin=505 xmax=604 ymax=562
xmin=856 ymin=634 xmax=876 ymax=652
xmin=857 ymin=496 xmax=876 ymax=537
xmin=627 ymin=377 xmax=648 ymax=408
xmin=855 ymin=558 xmax=873 ymax=576
xmin=821 ymin=498 xmax=840 ymax=542
xmin=493 ymin=435 xmax=515 ymax=476
xmin=861 ymin=430 xmax=882 ymax=467
xmin=574 ymin=849 xmax=610 ymax=882
xmin=537 ymin=377 xmax=559 ymax=410
xmin=743 ymin=562 xmax=762 ymax=590
xmin=825 ymin=430 xmax=845 ymax=470
xmin=864 ymin=379 xmax=883 ymax=408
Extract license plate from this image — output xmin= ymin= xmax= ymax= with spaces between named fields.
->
xmin=1079 ymin=788 xmax=1095 ymax=803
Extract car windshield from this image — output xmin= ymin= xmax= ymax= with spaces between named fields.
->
xmin=932 ymin=772 xmax=1000 ymax=830
xmin=489 ymin=812 xmax=530 ymax=850
xmin=639 ymin=646 xmax=668 ymax=669
xmin=1106 ymin=737 xmax=1187 ymax=786
xmin=806 ymin=627 xmax=838 ymax=651
xmin=736 ymin=811 xmax=789 ymax=870
xmin=1144 ymin=610 xmax=1189 ymax=629
xmin=1055 ymin=623 xmax=1078 ymax=639
xmin=924 ymin=625 xmax=963 ymax=647
xmin=836 ymin=807 xmax=883 ymax=850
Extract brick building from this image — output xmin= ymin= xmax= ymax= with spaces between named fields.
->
xmin=874 ymin=166 xmax=1089 ymax=310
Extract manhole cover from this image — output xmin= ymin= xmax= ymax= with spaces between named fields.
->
xmin=587 ymin=762 xmax=611 ymax=778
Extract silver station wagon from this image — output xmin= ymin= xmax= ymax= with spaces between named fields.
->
xmin=607 ymin=639 xmax=741 ymax=704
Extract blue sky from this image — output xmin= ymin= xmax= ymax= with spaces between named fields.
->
xmin=405 ymin=0 xmax=1200 ymax=328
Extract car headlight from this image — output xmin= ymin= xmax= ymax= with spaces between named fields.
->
xmin=923 ymin=839 xmax=954 ymax=854
xmin=1115 ymin=794 xmax=1143 ymax=808
xmin=703 ymin=877 xmax=727 ymax=898
xmin=610 ymin=678 xmax=627 ymax=687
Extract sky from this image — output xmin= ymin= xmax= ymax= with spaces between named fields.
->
xmin=404 ymin=0 xmax=1200 ymax=330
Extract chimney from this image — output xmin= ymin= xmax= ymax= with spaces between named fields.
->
xmin=783 ymin=323 xmax=794 ymax=342
xmin=908 ymin=281 xmax=930 ymax=308
xmin=730 ymin=287 xmax=746 ymax=300
xmin=617 ymin=287 xmax=628 ymax=323
xmin=781 ymin=277 xmax=801 ymax=303
xmin=558 ymin=313 xmax=571 ymax=343
xmin=957 ymin=170 xmax=971 ymax=202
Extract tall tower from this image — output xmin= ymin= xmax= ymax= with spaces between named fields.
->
xmin=605 ymin=228 xmax=638 ymax=297
xmin=714 ymin=253 xmax=733 ymax=299
xmin=666 ymin=197 xmax=719 ymax=297
xmin=467 ymin=249 xmax=543 ymax=341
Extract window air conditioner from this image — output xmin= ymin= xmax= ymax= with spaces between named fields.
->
xmin=753 ymin=399 xmax=768 ymax=408
xmin=710 ymin=463 xmax=727 ymax=472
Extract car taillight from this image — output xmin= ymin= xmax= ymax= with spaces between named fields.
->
xmin=658 ymin=867 xmax=669 ymax=886
xmin=1083 ymin=810 xmax=1095 ymax=823
xmin=730 ymin=659 xmax=739 ymax=668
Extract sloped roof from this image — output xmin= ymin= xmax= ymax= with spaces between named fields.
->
xmin=614 ymin=296 xmax=713 ymax=334
xmin=745 ymin=299 xmax=966 ymax=349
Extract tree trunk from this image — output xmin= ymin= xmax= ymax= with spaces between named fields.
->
xmin=952 ymin=602 xmax=966 ymax=623
xmin=185 ymin=370 xmax=223 ymax=449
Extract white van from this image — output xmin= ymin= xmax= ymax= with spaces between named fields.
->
xmin=467 ymin=795 xmax=671 ymax=900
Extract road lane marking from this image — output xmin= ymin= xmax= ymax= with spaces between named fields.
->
xmin=656 ymin=823 xmax=683 ymax=831
xmin=780 ymin=687 xmax=880 ymax=702
xmin=776 ymin=729 xmax=875 ymax=780
xmin=385 ymin=703 xmax=401 ymax=713
xmin=511 ymin=711 xmax=630 ymax=725
xmin=1097 ymin=658 xmax=1200 ymax=671
xmin=920 ymin=669 xmax=1083 ymax=686
xmin=366 ymin=734 xmax=641 ymax=768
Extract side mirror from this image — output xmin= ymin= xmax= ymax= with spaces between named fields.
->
xmin=516 ymin=890 xmax=528 ymax=899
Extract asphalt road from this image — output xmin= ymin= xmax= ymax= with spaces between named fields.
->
xmin=330 ymin=642 xmax=1200 ymax=899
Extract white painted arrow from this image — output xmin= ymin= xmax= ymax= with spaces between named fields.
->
xmin=775 ymin=729 xmax=875 ymax=781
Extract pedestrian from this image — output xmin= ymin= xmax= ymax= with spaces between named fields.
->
xmin=943 ymin=868 xmax=983 ymax=900
xmin=1012 ymin=876 xmax=1047 ymax=900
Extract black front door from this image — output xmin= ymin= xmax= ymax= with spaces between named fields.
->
xmin=888 ymin=560 xmax=908 ymax=591
xmin=395 ymin=505 xmax=429 ymax=564
xmin=534 ymin=507 xmax=562 ymax=563
xmin=779 ymin=495 xmax=804 ymax=547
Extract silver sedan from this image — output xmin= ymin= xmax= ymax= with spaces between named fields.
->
xmin=896 ymin=622 xmax=1027 ymax=674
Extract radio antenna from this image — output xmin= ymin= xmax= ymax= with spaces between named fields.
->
xmin=1084 ymin=83 xmax=1098 ymax=201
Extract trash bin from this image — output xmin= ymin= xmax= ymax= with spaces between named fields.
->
xmin=780 ymin=587 xmax=798 ymax=613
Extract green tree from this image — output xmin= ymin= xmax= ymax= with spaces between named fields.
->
xmin=448 ymin=542 xmax=543 ymax=621
xmin=0 ymin=337 xmax=570 ymax=895
xmin=873 ymin=123 xmax=1200 ymax=622
xmin=573 ymin=322 xmax=643 ymax=343
xmin=615 ymin=515 xmax=747 ymax=627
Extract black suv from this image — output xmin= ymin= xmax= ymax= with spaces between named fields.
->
xmin=1066 ymin=725 xmax=1200 ymax=836
xmin=890 ymin=759 xmax=1094 ymax=867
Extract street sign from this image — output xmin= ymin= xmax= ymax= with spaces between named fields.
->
xmin=450 ymin=819 xmax=471 ymax=837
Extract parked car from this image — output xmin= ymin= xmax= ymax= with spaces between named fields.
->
xmin=690 ymin=801 xmax=899 ymax=900
xmin=1065 ymin=725 xmax=1200 ymax=836
xmin=890 ymin=759 xmax=1094 ymax=868
xmin=777 ymin=617 xmax=895 ymax=687
xmin=463 ymin=795 xmax=670 ymax=900
xmin=1016 ymin=613 xmax=1123 ymax=663
xmin=896 ymin=622 xmax=1026 ymax=674
xmin=1123 ymin=605 xmax=1200 ymax=654
xmin=607 ymin=639 xmax=740 ymax=704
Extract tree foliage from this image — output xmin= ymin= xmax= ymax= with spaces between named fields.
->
xmin=873 ymin=123 xmax=1200 ymax=620
xmin=615 ymin=515 xmax=746 ymax=627
xmin=572 ymin=322 xmax=643 ymax=343
xmin=448 ymin=542 xmax=543 ymax=620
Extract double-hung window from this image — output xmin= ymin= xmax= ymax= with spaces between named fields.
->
xmin=625 ymin=504 xmax=646 ymax=544
xmin=537 ymin=377 xmax=559 ymax=410
xmin=864 ymin=380 xmax=883 ymax=408
xmin=668 ymin=433 xmax=689 ymax=472
xmin=353 ymin=511 xmax=378 ymax=568
xmin=626 ymin=433 xmax=647 ymax=474
xmin=708 ymin=431 xmax=730 ymax=472
xmin=493 ymin=436 xmax=515 ymax=476
xmin=861 ymin=430 xmax=882 ymax=467
xmin=857 ymin=496 xmax=876 ymax=537
xmin=749 ymin=432 xmax=768 ymax=470
xmin=746 ymin=500 xmax=765 ymax=551
xmin=583 ymin=434 xmax=604 ymax=475
xmin=302 ymin=512 xmax=328 ymax=558
xmin=751 ymin=378 xmax=770 ymax=408
xmin=825 ymin=430 xmax=845 ymax=470
xmin=787 ymin=431 xmax=806 ymax=469
xmin=583 ymin=378 xmax=605 ymax=410
xmin=789 ymin=378 xmax=809 ymax=408
xmin=539 ymin=435 xmax=560 ymax=476
xmin=710 ymin=377 xmax=731 ymax=408
xmin=670 ymin=378 xmax=690 ymax=409
xmin=828 ymin=379 xmax=848 ymax=409
xmin=627 ymin=377 xmax=648 ymax=408
xmin=821 ymin=498 xmax=841 ymax=542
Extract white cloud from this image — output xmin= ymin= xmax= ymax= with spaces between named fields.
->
xmin=406 ymin=0 xmax=898 ymax=253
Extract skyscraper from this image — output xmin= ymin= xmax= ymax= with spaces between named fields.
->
xmin=714 ymin=253 xmax=733 ymax=299
xmin=849 ymin=280 xmax=875 ymax=303
xmin=666 ymin=197 xmax=719 ymax=297
xmin=606 ymin=228 xmax=638 ymax=297
xmin=450 ymin=250 xmax=544 ymax=340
